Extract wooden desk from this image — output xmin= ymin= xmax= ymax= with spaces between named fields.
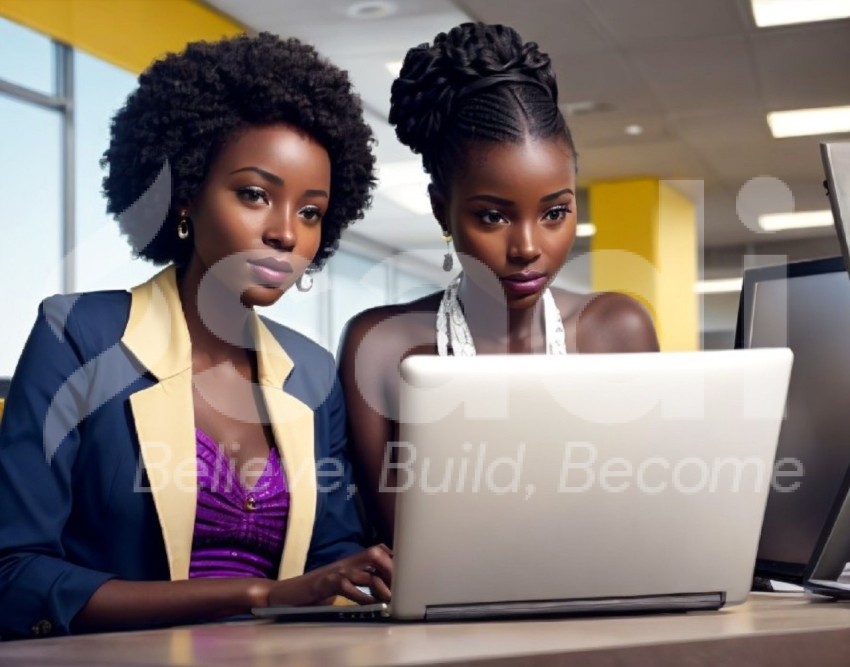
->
xmin=2 ymin=593 xmax=850 ymax=666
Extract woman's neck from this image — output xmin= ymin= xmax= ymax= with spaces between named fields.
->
xmin=456 ymin=274 xmax=546 ymax=354
xmin=177 ymin=258 xmax=252 ymax=368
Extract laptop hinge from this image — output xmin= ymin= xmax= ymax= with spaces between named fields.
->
xmin=424 ymin=592 xmax=725 ymax=621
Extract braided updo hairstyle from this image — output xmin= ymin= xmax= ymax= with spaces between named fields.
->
xmin=389 ymin=23 xmax=575 ymax=195
xmin=103 ymin=32 xmax=375 ymax=270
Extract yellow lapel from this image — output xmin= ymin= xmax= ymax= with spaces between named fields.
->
xmin=122 ymin=266 xmax=196 ymax=580
xmin=251 ymin=315 xmax=318 ymax=580
xmin=122 ymin=266 xmax=319 ymax=581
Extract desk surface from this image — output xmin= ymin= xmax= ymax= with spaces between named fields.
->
xmin=3 ymin=593 xmax=850 ymax=666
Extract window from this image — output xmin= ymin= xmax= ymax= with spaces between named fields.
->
xmin=74 ymin=50 xmax=156 ymax=293
xmin=329 ymin=251 xmax=389 ymax=354
xmin=0 ymin=17 xmax=53 ymax=95
xmin=0 ymin=96 xmax=62 ymax=376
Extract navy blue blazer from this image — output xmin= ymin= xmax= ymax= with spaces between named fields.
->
xmin=0 ymin=268 xmax=364 ymax=638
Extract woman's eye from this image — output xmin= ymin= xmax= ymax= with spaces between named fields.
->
xmin=238 ymin=187 xmax=269 ymax=205
xmin=477 ymin=210 xmax=506 ymax=225
xmin=544 ymin=205 xmax=571 ymax=222
xmin=300 ymin=206 xmax=324 ymax=222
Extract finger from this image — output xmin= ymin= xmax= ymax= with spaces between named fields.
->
xmin=369 ymin=574 xmax=392 ymax=603
xmin=376 ymin=543 xmax=394 ymax=557
xmin=367 ymin=548 xmax=394 ymax=587
xmin=338 ymin=578 xmax=376 ymax=605
xmin=347 ymin=567 xmax=375 ymax=588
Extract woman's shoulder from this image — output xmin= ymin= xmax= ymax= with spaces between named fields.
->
xmin=38 ymin=289 xmax=132 ymax=348
xmin=339 ymin=291 xmax=442 ymax=355
xmin=42 ymin=288 xmax=131 ymax=322
xmin=550 ymin=287 xmax=659 ymax=353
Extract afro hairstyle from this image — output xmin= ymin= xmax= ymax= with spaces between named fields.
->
xmin=102 ymin=32 xmax=375 ymax=270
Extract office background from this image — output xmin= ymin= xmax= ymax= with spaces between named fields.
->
xmin=0 ymin=0 xmax=848 ymax=377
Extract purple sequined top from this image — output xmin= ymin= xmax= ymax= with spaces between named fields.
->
xmin=189 ymin=429 xmax=289 ymax=579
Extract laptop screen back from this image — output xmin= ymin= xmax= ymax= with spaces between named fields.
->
xmin=393 ymin=351 xmax=791 ymax=617
xmin=736 ymin=257 xmax=850 ymax=581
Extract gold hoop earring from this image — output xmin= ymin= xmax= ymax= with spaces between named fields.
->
xmin=177 ymin=213 xmax=191 ymax=241
xmin=442 ymin=233 xmax=453 ymax=272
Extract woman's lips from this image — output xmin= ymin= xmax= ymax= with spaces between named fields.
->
xmin=500 ymin=272 xmax=548 ymax=296
xmin=247 ymin=258 xmax=293 ymax=287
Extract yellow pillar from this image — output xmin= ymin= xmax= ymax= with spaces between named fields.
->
xmin=0 ymin=0 xmax=244 ymax=74
xmin=588 ymin=179 xmax=698 ymax=351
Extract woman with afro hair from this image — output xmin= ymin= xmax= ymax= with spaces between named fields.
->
xmin=0 ymin=33 xmax=391 ymax=638
xmin=338 ymin=23 xmax=659 ymax=544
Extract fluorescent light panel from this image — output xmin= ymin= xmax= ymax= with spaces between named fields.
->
xmin=376 ymin=161 xmax=431 ymax=215
xmin=767 ymin=106 xmax=850 ymax=138
xmin=694 ymin=278 xmax=743 ymax=295
xmin=751 ymin=0 xmax=850 ymax=27
xmin=759 ymin=210 xmax=833 ymax=231
xmin=576 ymin=222 xmax=596 ymax=238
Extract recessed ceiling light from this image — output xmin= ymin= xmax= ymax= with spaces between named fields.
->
xmin=576 ymin=222 xmax=596 ymax=237
xmin=751 ymin=0 xmax=850 ymax=27
xmin=385 ymin=60 xmax=403 ymax=77
xmin=694 ymin=278 xmax=743 ymax=295
xmin=759 ymin=210 xmax=833 ymax=231
xmin=767 ymin=105 xmax=850 ymax=138
xmin=347 ymin=1 xmax=397 ymax=19
xmin=624 ymin=124 xmax=644 ymax=136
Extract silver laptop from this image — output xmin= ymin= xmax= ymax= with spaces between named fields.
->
xmin=256 ymin=349 xmax=792 ymax=622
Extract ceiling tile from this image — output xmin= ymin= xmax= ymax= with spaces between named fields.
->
xmin=630 ymin=35 xmax=760 ymax=112
xmin=584 ymin=0 xmax=745 ymax=47
xmin=457 ymin=0 xmax=615 ymax=55
xmin=554 ymin=50 xmax=660 ymax=113
xmin=670 ymin=108 xmax=772 ymax=144
xmin=576 ymin=140 xmax=711 ymax=184
xmin=751 ymin=22 xmax=850 ymax=109
xmin=695 ymin=136 xmax=828 ymax=185
xmin=569 ymin=111 xmax=673 ymax=148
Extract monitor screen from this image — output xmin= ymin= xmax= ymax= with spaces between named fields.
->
xmin=737 ymin=256 xmax=850 ymax=582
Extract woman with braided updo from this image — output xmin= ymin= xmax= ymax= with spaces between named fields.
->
xmin=338 ymin=23 xmax=659 ymax=544
xmin=0 ymin=33 xmax=391 ymax=638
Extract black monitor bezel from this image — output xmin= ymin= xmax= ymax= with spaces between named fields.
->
xmin=734 ymin=254 xmax=849 ymax=584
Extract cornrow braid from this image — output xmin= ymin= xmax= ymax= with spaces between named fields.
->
xmin=389 ymin=22 xmax=575 ymax=194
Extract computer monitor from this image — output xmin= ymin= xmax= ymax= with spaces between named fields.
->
xmin=822 ymin=142 xmax=850 ymax=275
xmin=735 ymin=256 xmax=850 ymax=584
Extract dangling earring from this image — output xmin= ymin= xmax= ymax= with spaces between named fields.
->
xmin=442 ymin=233 xmax=453 ymax=272
xmin=296 ymin=270 xmax=314 ymax=292
xmin=177 ymin=212 xmax=191 ymax=241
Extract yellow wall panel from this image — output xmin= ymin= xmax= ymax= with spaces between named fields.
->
xmin=589 ymin=179 xmax=661 ymax=319
xmin=589 ymin=178 xmax=698 ymax=351
xmin=0 ymin=0 xmax=244 ymax=74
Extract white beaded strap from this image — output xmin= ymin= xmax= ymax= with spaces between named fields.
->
xmin=436 ymin=274 xmax=567 ymax=356
xmin=436 ymin=276 xmax=475 ymax=357
xmin=543 ymin=288 xmax=567 ymax=355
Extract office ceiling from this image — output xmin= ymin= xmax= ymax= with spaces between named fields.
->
xmin=205 ymin=0 xmax=850 ymax=260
